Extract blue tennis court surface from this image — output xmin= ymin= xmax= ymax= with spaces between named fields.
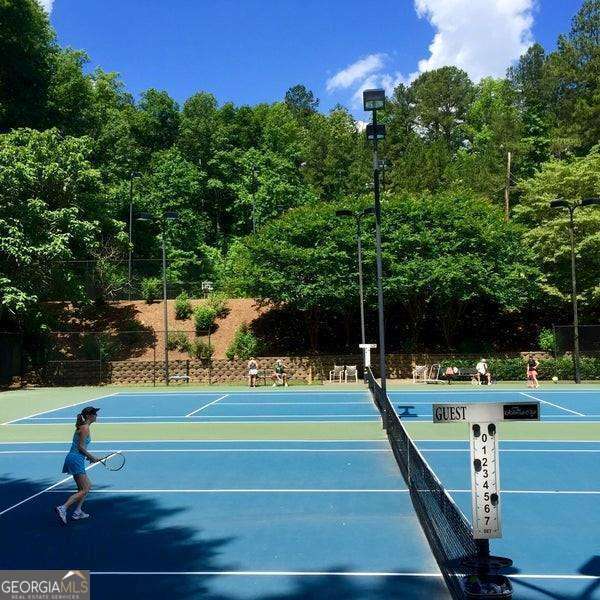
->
xmin=0 ymin=439 xmax=598 ymax=598
xmin=1 ymin=386 xmax=599 ymax=599
xmin=8 ymin=388 xmax=600 ymax=424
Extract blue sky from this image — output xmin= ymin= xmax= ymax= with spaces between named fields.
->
xmin=46 ymin=0 xmax=584 ymax=115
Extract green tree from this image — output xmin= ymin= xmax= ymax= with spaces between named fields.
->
xmin=408 ymin=67 xmax=475 ymax=147
xmin=223 ymin=202 xmax=358 ymax=350
xmin=0 ymin=128 xmax=122 ymax=325
xmin=380 ymin=193 xmax=538 ymax=348
xmin=284 ymin=84 xmax=319 ymax=116
xmin=0 ymin=0 xmax=55 ymax=130
xmin=515 ymin=147 xmax=600 ymax=310
xmin=544 ymin=0 xmax=600 ymax=153
xmin=131 ymin=89 xmax=180 ymax=157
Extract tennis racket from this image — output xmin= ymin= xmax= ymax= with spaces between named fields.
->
xmin=99 ymin=451 xmax=126 ymax=471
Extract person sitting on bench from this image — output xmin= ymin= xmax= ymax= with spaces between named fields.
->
xmin=475 ymin=358 xmax=491 ymax=385
xmin=444 ymin=366 xmax=458 ymax=383
xmin=271 ymin=359 xmax=288 ymax=387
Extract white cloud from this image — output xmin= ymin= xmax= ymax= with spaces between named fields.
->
xmin=327 ymin=0 xmax=535 ymax=109
xmin=37 ymin=0 xmax=54 ymax=13
xmin=414 ymin=0 xmax=535 ymax=81
xmin=326 ymin=54 xmax=386 ymax=92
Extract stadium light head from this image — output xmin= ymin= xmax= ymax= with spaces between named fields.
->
xmin=366 ymin=124 xmax=386 ymax=141
xmin=335 ymin=209 xmax=353 ymax=217
xmin=363 ymin=89 xmax=386 ymax=112
xmin=550 ymin=199 xmax=570 ymax=209
xmin=135 ymin=212 xmax=153 ymax=222
xmin=581 ymin=197 xmax=600 ymax=208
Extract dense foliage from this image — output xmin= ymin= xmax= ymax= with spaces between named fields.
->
xmin=1 ymin=0 xmax=599 ymax=353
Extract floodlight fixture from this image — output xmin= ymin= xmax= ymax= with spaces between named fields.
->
xmin=366 ymin=124 xmax=386 ymax=141
xmin=549 ymin=199 xmax=570 ymax=209
xmin=363 ymin=89 xmax=386 ymax=112
xmin=581 ymin=197 xmax=600 ymax=207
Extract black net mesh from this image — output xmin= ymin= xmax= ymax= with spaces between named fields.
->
xmin=365 ymin=367 xmax=478 ymax=599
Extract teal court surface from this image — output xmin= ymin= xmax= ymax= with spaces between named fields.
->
xmin=5 ymin=388 xmax=600 ymax=424
xmin=0 ymin=386 xmax=599 ymax=599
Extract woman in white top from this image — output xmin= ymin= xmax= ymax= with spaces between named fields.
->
xmin=248 ymin=357 xmax=258 ymax=387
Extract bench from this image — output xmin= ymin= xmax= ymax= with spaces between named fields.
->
xmin=443 ymin=369 xmax=478 ymax=384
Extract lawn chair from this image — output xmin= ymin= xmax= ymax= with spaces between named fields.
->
xmin=412 ymin=364 xmax=428 ymax=383
xmin=426 ymin=363 xmax=442 ymax=384
xmin=345 ymin=365 xmax=358 ymax=383
xmin=329 ymin=365 xmax=344 ymax=383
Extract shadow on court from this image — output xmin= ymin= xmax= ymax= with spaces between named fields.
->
xmin=0 ymin=475 xmax=450 ymax=599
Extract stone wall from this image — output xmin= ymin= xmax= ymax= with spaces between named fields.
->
xmin=23 ymin=351 xmax=547 ymax=386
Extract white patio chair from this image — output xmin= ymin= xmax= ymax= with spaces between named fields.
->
xmin=329 ymin=365 xmax=344 ymax=383
xmin=345 ymin=365 xmax=358 ymax=383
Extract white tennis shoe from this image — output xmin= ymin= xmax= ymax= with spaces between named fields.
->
xmin=55 ymin=505 xmax=67 ymax=525
xmin=72 ymin=510 xmax=90 ymax=520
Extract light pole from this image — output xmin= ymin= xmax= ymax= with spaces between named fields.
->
xmin=363 ymin=89 xmax=388 ymax=399
xmin=251 ymin=164 xmax=258 ymax=234
xmin=136 ymin=211 xmax=179 ymax=385
xmin=335 ymin=207 xmax=374 ymax=346
xmin=550 ymin=197 xmax=600 ymax=383
xmin=128 ymin=172 xmax=140 ymax=300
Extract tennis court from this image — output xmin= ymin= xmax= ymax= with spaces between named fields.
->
xmin=1 ymin=384 xmax=598 ymax=599
xmin=4 ymin=388 xmax=600 ymax=425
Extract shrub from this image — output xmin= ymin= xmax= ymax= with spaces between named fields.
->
xmin=141 ymin=277 xmax=161 ymax=304
xmin=189 ymin=338 xmax=214 ymax=360
xmin=226 ymin=323 xmax=262 ymax=360
xmin=167 ymin=331 xmax=191 ymax=352
xmin=174 ymin=292 xmax=193 ymax=320
xmin=538 ymin=329 xmax=556 ymax=354
xmin=207 ymin=292 xmax=229 ymax=318
xmin=193 ymin=304 xmax=217 ymax=334
xmin=438 ymin=355 xmax=600 ymax=381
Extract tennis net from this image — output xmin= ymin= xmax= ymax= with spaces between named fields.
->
xmin=365 ymin=367 xmax=478 ymax=600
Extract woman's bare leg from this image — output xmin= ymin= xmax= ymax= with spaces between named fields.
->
xmin=63 ymin=474 xmax=90 ymax=510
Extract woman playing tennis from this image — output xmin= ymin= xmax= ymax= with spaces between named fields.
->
xmin=55 ymin=406 xmax=101 ymax=524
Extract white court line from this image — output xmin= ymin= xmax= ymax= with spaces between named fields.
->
xmin=0 ymin=448 xmax=391 ymax=454
xmin=88 ymin=571 xmax=598 ymax=580
xmin=0 ymin=460 xmax=104 ymax=517
xmin=185 ymin=395 xmax=229 ymax=417
xmin=19 ymin=419 xmax=381 ymax=425
xmin=520 ymin=392 xmax=586 ymax=416
xmin=91 ymin=570 xmax=441 ymax=578
xmin=90 ymin=571 xmax=600 ymax=581
xmin=2 ymin=392 xmax=119 ymax=426
xmin=32 ymin=413 xmax=379 ymax=420
xmin=220 ymin=402 xmax=372 ymax=405
xmin=0 ymin=438 xmax=598 ymax=445
xmin=0 ymin=439 xmax=388 ymax=444
xmin=47 ymin=488 xmax=600 ymax=495
xmin=3 ymin=447 xmax=600 ymax=454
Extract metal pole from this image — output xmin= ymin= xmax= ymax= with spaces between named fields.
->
xmin=128 ymin=175 xmax=134 ymax=301
xmin=357 ymin=216 xmax=366 ymax=346
xmin=504 ymin=151 xmax=511 ymax=222
xmin=568 ymin=208 xmax=581 ymax=384
xmin=372 ymin=109 xmax=388 ymax=399
xmin=251 ymin=166 xmax=257 ymax=234
xmin=162 ymin=228 xmax=169 ymax=386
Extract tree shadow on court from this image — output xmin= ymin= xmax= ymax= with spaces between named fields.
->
xmin=504 ymin=556 xmax=600 ymax=600
xmin=255 ymin=570 xmax=451 ymax=600
xmin=0 ymin=475 xmax=235 ymax=599
xmin=0 ymin=475 xmax=499 ymax=600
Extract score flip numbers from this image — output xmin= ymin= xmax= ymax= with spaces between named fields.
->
xmin=470 ymin=422 xmax=501 ymax=539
